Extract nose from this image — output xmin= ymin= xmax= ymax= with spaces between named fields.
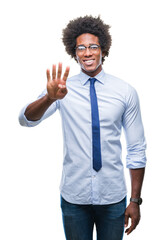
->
xmin=84 ymin=47 xmax=92 ymax=57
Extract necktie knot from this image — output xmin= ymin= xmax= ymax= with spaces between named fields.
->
xmin=89 ymin=78 xmax=96 ymax=85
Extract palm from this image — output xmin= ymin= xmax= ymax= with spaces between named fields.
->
xmin=47 ymin=63 xmax=70 ymax=100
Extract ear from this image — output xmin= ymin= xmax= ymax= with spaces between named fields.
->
xmin=102 ymin=51 xmax=106 ymax=58
xmin=74 ymin=55 xmax=78 ymax=63
xmin=101 ymin=51 xmax=105 ymax=63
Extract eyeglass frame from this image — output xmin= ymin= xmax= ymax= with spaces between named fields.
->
xmin=75 ymin=44 xmax=101 ymax=52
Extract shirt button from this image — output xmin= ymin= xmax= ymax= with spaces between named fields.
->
xmin=93 ymin=175 xmax=96 ymax=178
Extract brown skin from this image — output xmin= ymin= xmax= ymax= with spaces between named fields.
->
xmin=25 ymin=34 xmax=145 ymax=236
xmin=125 ymin=168 xmax=145 ymax=235
xmin=75 ymin=33 xmax=105 ymax=77
xmin=25 ymin=63 xmax=70 ymax=121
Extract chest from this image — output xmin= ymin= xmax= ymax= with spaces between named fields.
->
xmin=60 ymin=84 xmax=126 ymax=126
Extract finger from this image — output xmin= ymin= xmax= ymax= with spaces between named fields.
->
xmin=57 ymin=62 xmax=62 ymax=79
xmin=46 ymin=69 xmax=51 ymax=82
xmin=52 ymin=64 xmax=56 ymax=80
xmin=125 ymin=225 xmax=134 ymax=235
xmin=63 ymin=66 xmax=70 ymax=82
xmin=125 ymin=219 xmax=137 ymax=235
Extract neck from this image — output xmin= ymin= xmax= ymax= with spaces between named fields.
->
xmin=82 ymin=65 xmax=103 ymax=77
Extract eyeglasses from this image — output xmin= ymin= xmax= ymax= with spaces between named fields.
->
xmin=75 ymin=44 xmax=100 ymax=52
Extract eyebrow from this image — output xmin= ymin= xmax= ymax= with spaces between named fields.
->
xmin=77 ymin=43 xmax=98 ymax=46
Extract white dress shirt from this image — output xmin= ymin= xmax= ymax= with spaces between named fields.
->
xmin=19 ymin=69 xmax=147 ymax=205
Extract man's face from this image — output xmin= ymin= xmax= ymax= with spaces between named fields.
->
xmin=75 ymin=33 xmax=104 ymax=77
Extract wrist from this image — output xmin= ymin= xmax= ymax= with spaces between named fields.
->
xmin=130 ymin=197 xmax=143 ymax=205
xmin=45 ymin=94 xmax=57 ymax=103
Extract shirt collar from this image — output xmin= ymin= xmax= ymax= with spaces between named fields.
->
xmin=79 ymin=69 xmax=105 ymax=85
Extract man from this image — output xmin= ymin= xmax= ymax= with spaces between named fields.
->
xmin=19 ymin=16 xmax=147 ymax=240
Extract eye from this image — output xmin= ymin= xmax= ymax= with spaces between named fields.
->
xmin=90 ymin=44 xmax=99 ymax=50
xmin=77 ymin=45 xmax=86 ymax=51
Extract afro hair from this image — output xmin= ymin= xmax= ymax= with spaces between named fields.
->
xmin=62 ymin=15 xmax=112 ymax=63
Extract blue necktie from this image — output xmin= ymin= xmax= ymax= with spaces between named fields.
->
xmin=89 ymin=78 xmax=102 ymax=171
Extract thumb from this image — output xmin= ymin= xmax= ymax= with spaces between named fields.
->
xmin=125 ymin=213 xmax=129 ymax=227
xmin=58 ymin=84 xmax=67 ymax=94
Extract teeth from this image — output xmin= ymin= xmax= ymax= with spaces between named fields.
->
xmin=84 ymin=60 xmax=94 ymax=65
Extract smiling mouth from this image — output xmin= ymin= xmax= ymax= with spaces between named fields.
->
xmin=83 ymin=59 xmax=94 ymax=66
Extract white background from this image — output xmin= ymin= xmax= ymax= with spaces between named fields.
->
xmin=0 ymin=0 xmax=165 ymax=239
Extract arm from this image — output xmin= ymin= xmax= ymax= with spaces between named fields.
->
xmin=125 ymin=168 xmax=145 ymax=235
xmin=130 ymin=168 xmax=145 ymax=199
xmin=21 ymin=63 xmax=70 ymax=122
xmin=122 ymin=85 xmax=147 ymax=235
xmin=25 ymin=94 xmax=56 ymax=121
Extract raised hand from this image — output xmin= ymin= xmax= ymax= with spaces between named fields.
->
xmin=46 ymin=63 xmax=70 ymax=100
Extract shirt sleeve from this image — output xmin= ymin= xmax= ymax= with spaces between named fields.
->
xmin=18 ymin=89 xmax=60 ymax=127
xmin=122 ymin=85 xmax=147 ymax=169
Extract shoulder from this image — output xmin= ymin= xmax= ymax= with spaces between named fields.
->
xmin=104 ymin=73 xmax=129 ymax=87
xmin=104 ymin=73 xmax=136 ymax=93
xmin=104 ymin=72 xmax=139 ymax=105
xmin=67 ymin=74 xmax=80 ymax=83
